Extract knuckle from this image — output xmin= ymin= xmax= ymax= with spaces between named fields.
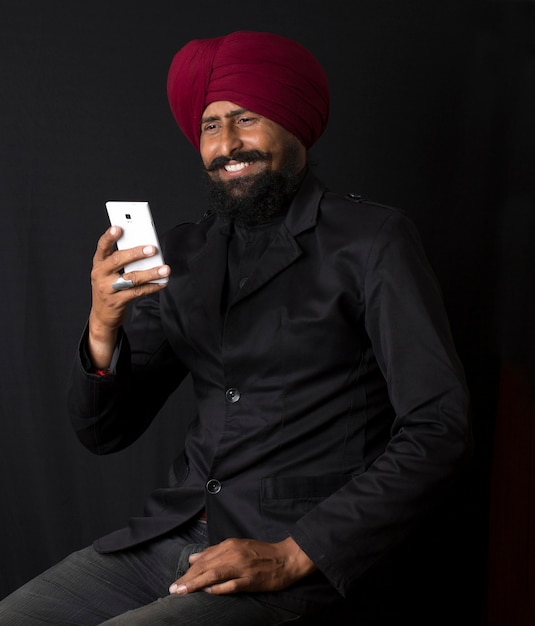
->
xmin=110 ymin=250 xmax=124 ymax=265
xmin=226 ymin=580 xmax=240 ymax=593
xmin=223 ymin=538 xmax=239 ymax=550
xmin=123 ymin=271 xmax=136 ymax=284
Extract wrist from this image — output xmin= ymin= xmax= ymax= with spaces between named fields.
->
xmin=88 ymin=312 xmax=119 ymax=344
xmin=87 ymin=318 xmax=119 ymax=370
xmin=279 ymin=537 xmax=317 ymax=578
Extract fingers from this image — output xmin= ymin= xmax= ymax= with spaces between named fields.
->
xmin=89 ymin=226 xmax=170 ymax=341
xmin=168 ymin=545 xmax=239 ymax=596
xmin=92 ymin=226 xmax=170 ymax=291
xmin=93 ymin=225 xmax=122 ymax=264
xmin=90 ymin=264 xmax=170 ymax=334
xmin=109 ymin=264 xmax=170 ymax=294
xmin=168 ymin=539 xmax=285 ymax=596
xmin=169 ymin=567 xmax=244 ymax=596
xmin=94 ymin=226 xmax=164 ymax=276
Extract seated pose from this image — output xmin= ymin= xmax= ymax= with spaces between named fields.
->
xmin=0 ymin=30 xmax=472 ymax=625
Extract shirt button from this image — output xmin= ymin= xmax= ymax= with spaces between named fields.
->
xmin=225 ymin=388 xmax=241 ymax=403
xmin=239 ymin=277 xmax=249 ymax=289
xmin=206 ymin=479 xmax=221 ymax=494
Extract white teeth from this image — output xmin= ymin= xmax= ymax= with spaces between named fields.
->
xmin=224 ymin=162 xmax=250 ymax=172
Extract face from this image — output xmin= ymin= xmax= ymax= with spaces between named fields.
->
xmin=199 ymin=100 xmax=307 ymax=226
xmin=199 ymin=100 xmax=307 ymax=189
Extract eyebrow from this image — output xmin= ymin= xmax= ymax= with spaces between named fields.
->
xmin=200 ymin=108 xmax=249 ymax=124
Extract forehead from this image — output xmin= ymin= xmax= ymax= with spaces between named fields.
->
xmin=202 ymin=100 xmax=254 ymax=121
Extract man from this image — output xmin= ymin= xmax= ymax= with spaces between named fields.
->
xmin=0 ymin=31 xmax=471 ymax=625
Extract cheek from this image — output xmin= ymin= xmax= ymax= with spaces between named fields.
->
xmin=199 ymin=145 xmax=215 ymax=169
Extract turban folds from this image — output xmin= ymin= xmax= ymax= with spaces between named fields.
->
xmin=166 ymin=31 xmax=330 ymax=151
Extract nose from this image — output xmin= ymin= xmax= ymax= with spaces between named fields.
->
xmin=218 ymin=124 xmax=243 ymax=157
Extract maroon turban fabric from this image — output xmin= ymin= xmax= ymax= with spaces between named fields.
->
xmin=166 ymin=31 xmax=330 ymax=151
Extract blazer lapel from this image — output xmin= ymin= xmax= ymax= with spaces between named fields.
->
xmin=231 ymin=171 xmax=325 ymax=306
xmin=230 ymin=226 xmax=301 ymax=305
xmin=187 ymin=171 xmax=326 ymax=321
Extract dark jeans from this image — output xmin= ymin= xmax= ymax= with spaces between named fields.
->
xmin=0 ymin=521 xmax=300 ymax=625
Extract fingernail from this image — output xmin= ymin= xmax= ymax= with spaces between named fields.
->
xmin=169 ymin=583 xmax=187 ymax=595
xmin=110 ymin=226 xmax=118 ymax=235
xmin=143 ymin=245 xmax=155 ymax=255
xmin=169 ymin=583 xmax=177 ymax=594
xmin=158 ymin=265 xmax=170 ymax=276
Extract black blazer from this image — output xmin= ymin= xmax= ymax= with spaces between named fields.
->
xmin=68 ymin=171 xmax=471 ymax=612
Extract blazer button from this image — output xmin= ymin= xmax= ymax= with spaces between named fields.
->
xmin=206 ymin=479 xmax=222 ymax=494
xmin=225 ymin=388 xmax=240 ymax=403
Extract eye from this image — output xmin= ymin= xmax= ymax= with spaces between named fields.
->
xmin=237 ymin=115 xmax=256 ymax=126
xmin=201 ymin=121 xmax=220 ymax=134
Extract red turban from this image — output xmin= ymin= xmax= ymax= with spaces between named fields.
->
xmin=166 ymin=31 xmax=330 ymax=151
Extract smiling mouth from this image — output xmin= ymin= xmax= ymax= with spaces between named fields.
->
xmin=206 ymin=150 xmax=270 ymax=174
xmin=224 ymin=161 xmax=252 ymax=173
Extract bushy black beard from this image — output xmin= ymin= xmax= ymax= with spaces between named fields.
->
xmin=203 ymin=145 xmax=304 ymax=227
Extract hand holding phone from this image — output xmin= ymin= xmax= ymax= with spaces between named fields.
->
xmin=105 ymin=201 xmax=168 ymax=284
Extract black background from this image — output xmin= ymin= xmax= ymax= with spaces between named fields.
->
xmin=1 ymin=1 xmax=533 ymax=624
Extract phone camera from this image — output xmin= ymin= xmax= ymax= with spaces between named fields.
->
xmin=125 ymin=213 xmax=131 ymax=220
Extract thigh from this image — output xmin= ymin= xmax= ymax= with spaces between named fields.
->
xmin=0 ymin=544 xmax=168 ymax=626
xmin=101 ymin=592 xmax=300 ymax=626
xmin=0 ymin=523 xmax=208 ymax=626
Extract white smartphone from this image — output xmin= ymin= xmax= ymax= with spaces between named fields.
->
xmin=105 ymin=201 xmax=168 ymax=284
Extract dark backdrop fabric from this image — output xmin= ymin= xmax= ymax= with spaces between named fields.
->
xmin=0 ymin=1 xmax=533 ymax=624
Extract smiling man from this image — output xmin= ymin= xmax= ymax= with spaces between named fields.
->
xmin=0 ymin=31 xmax=471 ymax=626
xmin=200 ymin=102 xmax=307 ymax=224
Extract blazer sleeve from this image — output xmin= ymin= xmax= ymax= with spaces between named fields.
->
xmin=67 ymin=292 xmax=188 ymax=454
xmin=291 ymin=209 xmax=472 ymax=596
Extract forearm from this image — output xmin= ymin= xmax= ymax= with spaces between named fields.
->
xmin=67 ymin=322 xmax=187 ymax=454
xmin=290 ymin=394 xmax=472 ymax=597
xmin=87 ymin=310 xmax=120 ymax=369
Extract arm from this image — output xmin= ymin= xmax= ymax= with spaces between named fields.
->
xmin=88 ymin=225 xmax=170 ymax=368
xmin=290 ymin=210 xmax=472 ymax=595
xmin=67 ymin=225 xmax=185 ymax=453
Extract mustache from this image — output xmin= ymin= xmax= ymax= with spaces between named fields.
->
xmin=204 ymin=150 xmax=271 ymax=172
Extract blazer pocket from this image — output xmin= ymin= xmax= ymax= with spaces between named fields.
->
xmin=260 ymin=472 xmax=358 ymax=541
